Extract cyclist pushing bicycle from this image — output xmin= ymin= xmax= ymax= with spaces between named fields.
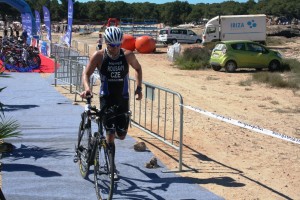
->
xmin=80 ymin=26 xmax=143 ymax=179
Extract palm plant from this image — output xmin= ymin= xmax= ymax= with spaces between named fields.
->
xmin=1 ymin=38 xmax=21 ymax=197
xmin=0 ymin=114 xmax=21 ymax=140
xmin=0 ymin=72 xmax=21 ymax=149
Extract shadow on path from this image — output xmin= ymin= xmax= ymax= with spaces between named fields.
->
xmin=3 ymin=163 xmax=61 ymax=177
xmin=3 ymin=104 xmax=39 ymax=112
xmin=112 ymin=163 xmax=238 ymax=200
xmin=3 ymin=144 xmax=70 ymax=161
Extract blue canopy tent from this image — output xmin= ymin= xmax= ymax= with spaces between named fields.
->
xmin=0 ymin=0 xmax=37 ymax=35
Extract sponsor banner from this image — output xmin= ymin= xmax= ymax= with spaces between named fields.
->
xmin=63 ymin=0 xmax=73 ymax=47
xmin=21 ymin=14 xmax=27 ymax=30
xmin=183 ymin=105 xmax=300 ymax=145
xmin=43 ymin=6 xmax=52 ymax=42
xmin=39 ymin=40 xmax=51 ymax=57
xmin=25 ymin=13 xmax=32 ymax=37
xmin=35 ymin=10 xmax=41 ymax=36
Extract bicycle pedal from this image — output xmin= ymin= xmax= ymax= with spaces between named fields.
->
xmin=112 ymin=172 xmax=119 ymax=180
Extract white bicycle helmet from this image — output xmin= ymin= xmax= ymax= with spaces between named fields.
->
xmin=104 ymin=26 xmax=123 ymax=44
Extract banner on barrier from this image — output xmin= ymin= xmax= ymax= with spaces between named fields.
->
xmin=39 ymin=40 xmax=51 ymax=57
xmin=183 ymin=105 xmax=300 ymax=145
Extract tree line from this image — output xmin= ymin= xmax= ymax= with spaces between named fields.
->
xmin=0 ymin=0 xmax=299 ymax=26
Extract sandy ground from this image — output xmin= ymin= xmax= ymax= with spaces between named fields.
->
xmin=2 ymin=28 xmax=299 ymax=199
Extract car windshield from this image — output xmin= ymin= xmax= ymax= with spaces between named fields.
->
xmin=213 ymin=43 xmax=226 ymax=51
xmin=159 ymin=30 xmax=168 ymax=34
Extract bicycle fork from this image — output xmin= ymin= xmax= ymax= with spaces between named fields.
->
xmin=73 ymin=132 xmax=98 ymax=165
xmin=73 ymin=117 xmax=90 ymax=163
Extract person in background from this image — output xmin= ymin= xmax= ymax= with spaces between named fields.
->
xmin=97 ymin=33 xmax=103 ymax=50
xmin=4 ymin=28 xmax=8 ymax=37
xmin=9 ymin=27 xmax=14 ymax=37
xmin=15 ymin=29 xmax=20 ymax=39
xmin=21 ymin=29 xmax=28 ymax=44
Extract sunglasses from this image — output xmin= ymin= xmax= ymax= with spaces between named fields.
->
xmin=107 ymin=43 xmax=121 ymax=48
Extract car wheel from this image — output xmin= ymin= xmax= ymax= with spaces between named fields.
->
xmin=172 ymin=39 xmax=177 ymax=44
xmin=212 ymin=65 xmax=221 ymax=71
xmin=196 ymin=39 xmax=202 ymax=43
xmin=225 ymin=60 xmax=237 ymax=73
xmin=268 ymin=60 xmax=280 ymax=72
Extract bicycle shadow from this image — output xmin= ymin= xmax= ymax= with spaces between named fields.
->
xmin=111 ymin=163 xmax=239 ymax=200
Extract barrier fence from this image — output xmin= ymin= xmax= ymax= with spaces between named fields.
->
xmin=129 ymin=78 xmax=184 ymax=171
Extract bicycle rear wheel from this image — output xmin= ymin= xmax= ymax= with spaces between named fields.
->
xmin=77 ymin=112 xmax=92 ymax=179
xmin=94 ymin=142 xmax=115 ymax=200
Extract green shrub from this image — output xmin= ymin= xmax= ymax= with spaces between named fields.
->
xmin=252 ymin=72 xmax=299 ymax=89
xmin=282 ymin=58 xmax=300 ymax=74
xmin=175 ymin=46 xmax=211 ymax=70
xmin=266 ymin=36 xmax=297 ymax=46
xmin=250 ymin=58 xmax=300 ymax=90
xmin=266 ymin=37 xmax=285 ymax=46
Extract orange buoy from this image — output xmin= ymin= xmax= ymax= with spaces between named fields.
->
xmin=135 ymin=35 xmax=156 ymax=54
xmin=121 ymin=34 xmax=135 ymax=51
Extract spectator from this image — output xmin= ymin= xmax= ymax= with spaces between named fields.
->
xmin=9 ymin=27 xmax=14 ymax=37
xmin=16 ymin=29 xmax=20 ymax=38
xmin=21 ymin=29 xmax=28 ymax=44
xmin=4 ymin=28 xmax=8 ymax=37
xmin=97 ymin=33 xmax=103 ymax=50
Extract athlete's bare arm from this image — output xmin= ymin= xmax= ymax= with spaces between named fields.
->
xmin=125 ymin=50 xmax=143 ymax=100
xmin=81 ymin=50 xmax=104 ymax=98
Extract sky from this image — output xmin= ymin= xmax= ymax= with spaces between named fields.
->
xmin=77 ymin=0 xmax=250 ymax=5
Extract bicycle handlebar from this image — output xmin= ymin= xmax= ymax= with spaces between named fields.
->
xmin=84 ymin=97 xmax=130 ymax=121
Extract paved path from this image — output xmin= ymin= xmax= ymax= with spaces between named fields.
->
xmin=1 ymin=73 xmax=223 ymax=200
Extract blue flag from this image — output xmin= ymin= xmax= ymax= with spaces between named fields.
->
xmin=35 ymin=10 xmax=41 ymax=36
xmin=63 ymin=0 xmax=73 ymax=47
xmin=43 ymin=6 xmax=52 ymax=42
xmin=25 ymin=13 xmax=32 ymax=37
xmin=21 ymin=14 xmax=26 ymax=30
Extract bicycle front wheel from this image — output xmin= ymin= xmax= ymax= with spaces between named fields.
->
xmin=94 ymin=142 xmax=115 ymax=200
xmin=77 ymin=112 xmax=92 ymax=179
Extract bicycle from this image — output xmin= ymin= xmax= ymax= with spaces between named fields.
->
xmin=74 ymin=96 xmax=131 ymax=200
xmin=0 ymin=38 xmax=41 ymax=71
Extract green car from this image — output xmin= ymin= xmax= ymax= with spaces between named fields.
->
xmin=209 ymin=40 xmax=283 ymax=72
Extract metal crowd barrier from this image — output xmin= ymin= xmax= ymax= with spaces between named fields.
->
xmin=71 ymin=40 xmax=91 ymax=56
xmin=129 ymin=78 xmax=184 ymax=171
xmin=51 ymin=43 xmax=81 ymax=59
xmin=52 ymin=40 xmax=184 ymax=171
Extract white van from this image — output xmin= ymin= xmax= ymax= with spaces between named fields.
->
xmin=158 ymin=28 xmax=202 ymax=44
